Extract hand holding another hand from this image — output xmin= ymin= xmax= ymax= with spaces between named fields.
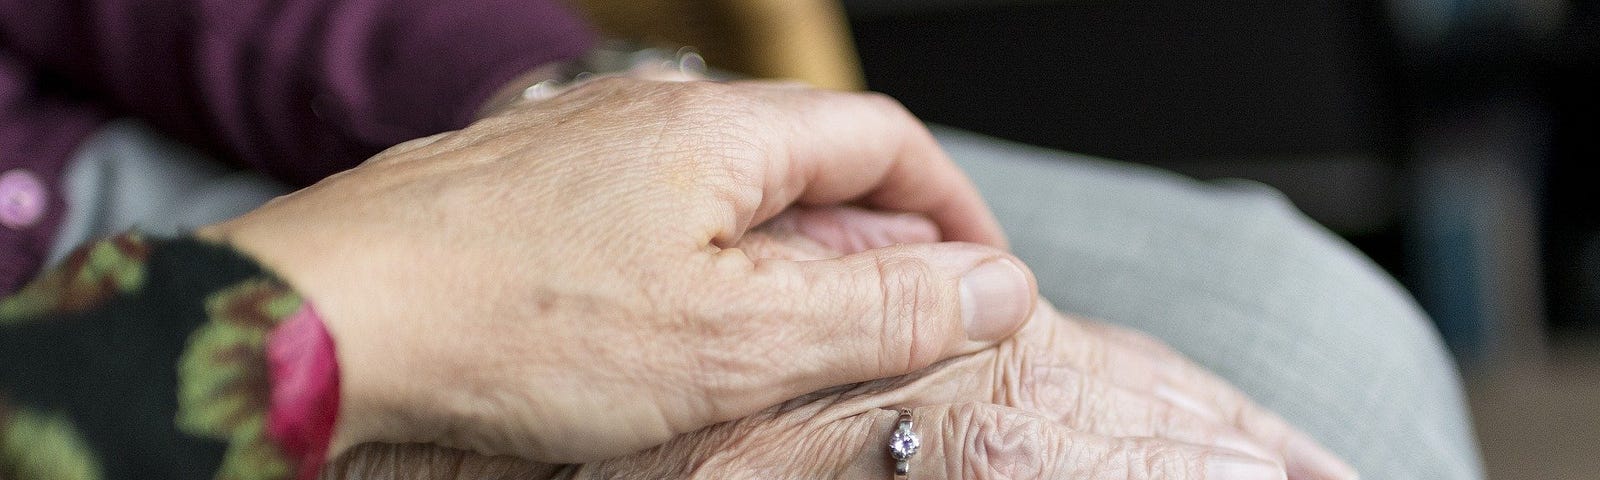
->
xmin=320 ymin=209 xmax=1357 ymax=479
xmin=203 ymin=78 xmax=1034 ymax=462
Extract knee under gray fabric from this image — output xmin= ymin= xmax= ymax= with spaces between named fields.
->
xmin=53 ymin=120 xmax=1484 ymax=479
xmin=936 ymin=126 xmax=1482 ymax=479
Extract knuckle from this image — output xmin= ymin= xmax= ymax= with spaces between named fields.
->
xmin=1113 ymin=439 xmax=1201 ymax=480
xmin=697 ymin=159 xmax=764 ymax=223
xmin=653 ymin=95 xmax=772 ymax=201
xmin=945 ymin=403 xmax=1051 ymax=480
xmin=872 ymin=254 xmax=946 ymax=372
xmin=995 ymin=346 xmax=1079 ymax=415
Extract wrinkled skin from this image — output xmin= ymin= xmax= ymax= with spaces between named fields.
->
xmin=206 ymin=78 xmax=1041 ymax=463
xmin=320 ymin=208 xmax=1357 ymax=480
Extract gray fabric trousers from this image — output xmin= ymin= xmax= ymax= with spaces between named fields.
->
xmin=52 ymin=120 xmax=1484 ymax=479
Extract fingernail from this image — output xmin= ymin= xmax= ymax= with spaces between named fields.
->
xmin=959 ymin=258 xmax=1031 ymax=342
xmin=1154 ymin=383 xmax=1224 ymax=421
xmin=1207 ymin=455 xmax=1286 ymax=480
xmin=1286 ymin=433 xmax=1360 ymax=480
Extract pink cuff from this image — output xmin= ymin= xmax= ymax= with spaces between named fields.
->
xmin=265 ymin=302 xmax=341 ymax=480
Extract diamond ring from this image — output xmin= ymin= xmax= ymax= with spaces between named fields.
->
xmin=888 ymin=408 xmax=920 ymax=478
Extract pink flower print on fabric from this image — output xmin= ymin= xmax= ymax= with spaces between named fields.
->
xmin=265 ymin=302 xmax=341 ymax=480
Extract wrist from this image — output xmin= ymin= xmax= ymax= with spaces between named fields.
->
xmin=197 ymin=216 xmax=438 ymax=459
xmin=195 ymin=220 xmax=377 ymax=458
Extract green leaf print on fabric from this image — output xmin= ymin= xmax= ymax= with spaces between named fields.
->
xmin=0 ymin=234 xmax=151 ymax=325
xmin=176 ymin=279 xmax=303 ymax=480
xmin=0 ymin=402 xmax=104 ymax=480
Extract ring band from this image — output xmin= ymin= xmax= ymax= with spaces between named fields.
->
xmin=887 ymin=408 xmax=920 ymax=478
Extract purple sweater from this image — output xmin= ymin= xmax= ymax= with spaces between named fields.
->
xmin=0 ymin=0 xmax=596 ymax=292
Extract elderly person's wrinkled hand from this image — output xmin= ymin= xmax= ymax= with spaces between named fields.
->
xmin=320 ymin=208 xmax=1358 ymax=480
xmin=200 ymin=78 xmax=1037 ymax=463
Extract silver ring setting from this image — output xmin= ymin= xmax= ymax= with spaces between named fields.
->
xmin=888 ymin=408 xmax=920 ymax=477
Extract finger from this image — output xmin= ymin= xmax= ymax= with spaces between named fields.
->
xmin=731 ymin=228 xmax=839 ymax=262
xmin=730 ymin=86 xmax=1006 ymax=248
xmin=840 ymin=305 xmax=1275 ymax=464
xmin=1070 ymin=320 xmax=1358 ymax=479
xmin=980 ymin=344 xmax=1281 ymax=463
xmin=687 ymin=242 xmax=1035 ymax=419
xmin=840 ymin=403 xmax=1287 ymax=480
xmin=757 ymin=206 xmax=940 ymax=255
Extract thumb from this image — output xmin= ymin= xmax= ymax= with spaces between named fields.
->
xmin=719 ymin=242 xmax=1036 ymax=407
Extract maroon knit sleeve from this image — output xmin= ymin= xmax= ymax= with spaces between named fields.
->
xmin=0 ymin=0 xmax=596 ymax=186
xmin=0 ymin=50 xmax=107 ymax=293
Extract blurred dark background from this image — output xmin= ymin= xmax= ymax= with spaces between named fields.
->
xmin=837 ymin=1 xmax=1595 ymax=476
xmin=842 ymin=0 xmax=1594 ymax=358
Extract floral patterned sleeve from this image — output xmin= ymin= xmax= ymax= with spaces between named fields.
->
xmin=0 ymin=232 xmax=340 ymax=480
